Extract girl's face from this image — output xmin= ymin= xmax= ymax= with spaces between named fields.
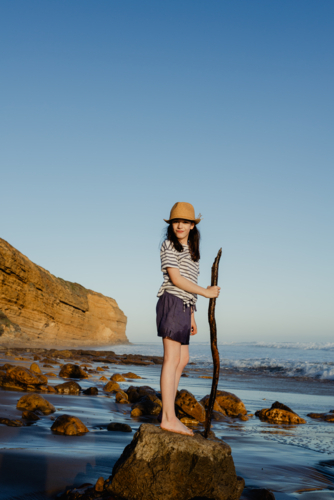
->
xmin=172 ymin=219 xmax=194 ymax=243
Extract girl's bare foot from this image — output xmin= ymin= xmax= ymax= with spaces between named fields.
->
xmin=160 ymin=415 xmax=194 ymax=436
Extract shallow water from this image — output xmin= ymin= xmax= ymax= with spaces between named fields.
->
xmin=0 ymin=345 xmax=334 ymax=499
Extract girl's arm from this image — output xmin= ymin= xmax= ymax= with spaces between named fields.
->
xmin=167 ymin=267 xmax=220 ymax=298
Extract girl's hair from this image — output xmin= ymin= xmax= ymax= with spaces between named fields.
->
xmin=166 ymin=222 xmax=200 ymax=262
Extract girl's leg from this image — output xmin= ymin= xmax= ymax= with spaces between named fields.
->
xmin=160 ymin=337 xmax=193 ymax=435
xmin=174 ymin=344 xmax=189 ymax=395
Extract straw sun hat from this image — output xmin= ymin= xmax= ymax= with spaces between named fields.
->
xmin=164 ymin=202 xmax=202 ymax=224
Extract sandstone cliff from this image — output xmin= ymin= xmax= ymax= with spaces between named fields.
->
xmin=0 ymin=238 xmax=128 ymax=347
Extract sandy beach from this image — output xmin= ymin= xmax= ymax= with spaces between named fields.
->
xmin=1 ymin=343 xmax=334 ymax=500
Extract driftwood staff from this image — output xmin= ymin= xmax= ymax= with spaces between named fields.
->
xmin=204 ymin=248 xmax=222 ymax=438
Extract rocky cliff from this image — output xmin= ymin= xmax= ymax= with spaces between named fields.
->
xmin=0 ymin=238 xmax=128 ymax=347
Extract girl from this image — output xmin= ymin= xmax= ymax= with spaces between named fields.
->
xmin=156 ymin=202 xmax=220 ymax=436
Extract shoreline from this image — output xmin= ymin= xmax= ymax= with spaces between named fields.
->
xmin=1 ymin=345 xmax=334 ymax=499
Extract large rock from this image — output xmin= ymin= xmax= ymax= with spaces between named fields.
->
xmin=107 ymin=423 xmax=244 ymax=500
xmin=0 ymin=366 xmax=48 ymax=391
xmin=0 ymin=238 xmax=128 ymax=347
xmin=126 ymin=385 xmax=157 ymax=403
xmin=175 ymin=389 xmax=206 ymax=422
xmin=215 ymin=391 xmax=247 ymax=417
xmin=51 ymin=415 xmax=89 ymax=435
xmin=59 ymin=364 xmax=89 ymax=379
xmin=256 ymin=402 xmax=306 ymax=424
xmin=55 ymin=381 xmax=82 ymax=395
xmin=17 ymin=394 xmax=55 ymax=414
xmin=131 ymin=394 xmax=162 ymax=417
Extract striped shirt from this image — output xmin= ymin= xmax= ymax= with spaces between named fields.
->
xmin=157 ymin=239 xmax=200 ymax=308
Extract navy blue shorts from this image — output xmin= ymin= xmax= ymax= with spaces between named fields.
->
xmin=156 ymin=292 xmax=191 ymax=345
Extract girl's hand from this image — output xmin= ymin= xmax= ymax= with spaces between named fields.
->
xmin=205 ymin=286 xmax=221 ymax=299
xmin=190 ymin=315 xmax=197 ymax=336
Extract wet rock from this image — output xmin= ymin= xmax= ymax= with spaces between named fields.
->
xmin=94 ymin=477 xmax=105 ymax=492
xmin=0 ymin=417 xmax=23 ymax=427
xmin=199 ymin=375 xmax=213 ymax=379
xmin=96 ymin=366 xmax=104 ymax=372
xmin=99 ymin=376 xmax=108 ymax=382
xmin=307 ymin=411 xmax=334 ymax=422
xmin=116 ymin=390 xmax=129 ymax=404
xmin=47 ymin=385 xmax=57 ymax=393
xmin=123 ymin=372 xmax=142 ymax=379
xmin=17 ymin=394 xmax=56 ymax=414
xmin=131 ymin=394 xmax=162 ymax=417
xmin=33 ymin=355 xmax=41 ymax=360
xmin=45 ymin=372 xmax=57 ymax=377
xmin=110 ymin=373 xmax=126 ymax=382
xmin=126 ymin=385 xmax=156 ymax=403
xmin=30 ymin=362 xmax=42 ymax=374
xmin=1 ymin=366 xmax=48 ymax=391
xmin=181 ymin=373 xmax=188 ymax=377
xmin=107 ymin=423 xmax=244 ymax=500
xmin=107 ymin=422 xmax=132 ymax=432
xmin=271 ymin=401 xmax=296 ymax=414
xmin=216 ymin=390 xmax=247 ymax=416
xmin=104 ymin=381 xmax=121 ymax=393
xmin=200 ymin=395 xmax=227 ymax=415
xmin=22 ymin=410 xmax=40 ymax=421
xmin=175 ymin=389 xmax=206 ymax=422
xmin=51 ymin=415 xmax=89 ymax=435
xmin=59 ymin=364 xmax=89 ymax=379
xmin=43 ymin=364 xmax=54 ymax=368
xmin=256 ymin=402 xmax=306 ymax=424
xmin=55 ymin=381 xmax=82 ymax=395
xmin=83 ymin=387 xmax=98 ymax=396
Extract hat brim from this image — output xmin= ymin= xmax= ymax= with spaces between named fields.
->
xmin=164 ymin=218 xmax=201 ymax=224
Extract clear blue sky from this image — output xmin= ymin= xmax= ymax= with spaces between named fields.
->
xmin=1 ymin=1 xmax=333 ymax=343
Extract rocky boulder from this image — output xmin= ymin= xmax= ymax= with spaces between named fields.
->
xmin=175 ymin=389 xmax=206 ymax=422
xmin=55 ymin=381 xmax=82 ymax=395
xmin=83 ymin=387 xmax=98 ymax=396
xmin=17 ymin=394 xmax=55 ymax=414
xmin=110 ymin=373 xmax=126 ymax=382
xmin=131 ymin=393 xmax=162 ymax=417
xmin=107 ymin=423 xmax=244 ymax=500
xmin=216 ymin=391 xmax=247 ymax=416
xmin=126 ymin=385 xmax=157 ymax=403
xmin=104 ymin=381 xmax=121 ymax=393
xmin=256 ymin=402 xmax=306 ymax=424
xmin=200 ymin=395 xmax=227 ymax=415
xmin=123 ymin=372 xmax=142 ymax=379
xmin=30 ymin=362 xmax=42 ymax=374
xmin=1 ymin=366 xmax=48 ymax=391
xmin=51 ymin=415 xmax=89 ymax=435
xmin=59 ymin=364 xmax=89 ymax=379
xmin=0 ymin=418 xmax=23 ymax=427
xmin=115 ymin=390 xmax=129 ymax=404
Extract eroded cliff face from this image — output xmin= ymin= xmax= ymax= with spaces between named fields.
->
xmin=0 ymin=238 xmax=128 ymax=347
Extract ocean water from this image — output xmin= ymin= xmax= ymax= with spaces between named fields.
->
xmin=107 ymin=341 xmax=334 ymax=381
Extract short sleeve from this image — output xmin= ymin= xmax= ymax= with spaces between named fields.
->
xmin=160 ymin=240 xmax=179 ymax=272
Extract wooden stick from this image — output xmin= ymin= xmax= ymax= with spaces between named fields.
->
xmin=204 ymin=248 xmax=222 ymax=438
